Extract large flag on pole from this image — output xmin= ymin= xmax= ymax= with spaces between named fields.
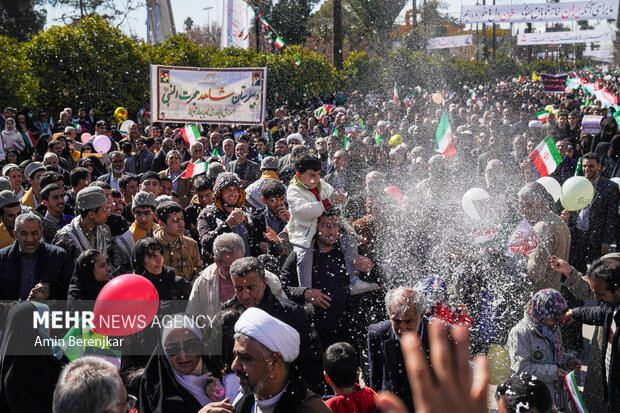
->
xmin=528 ymin=136 xmax=561 ymax=177
xmin=435 ymin=112 xmax=455 ymax=158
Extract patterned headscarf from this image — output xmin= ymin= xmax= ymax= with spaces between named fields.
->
xmin=526 ymin=288 xmax=568 ymax=325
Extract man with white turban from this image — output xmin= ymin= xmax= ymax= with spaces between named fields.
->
xmin=232 ymin=307 xmax=331 ymax=413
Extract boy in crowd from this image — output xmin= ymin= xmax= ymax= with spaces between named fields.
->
xmin=324 ymin=342 xmax=377 ymax=413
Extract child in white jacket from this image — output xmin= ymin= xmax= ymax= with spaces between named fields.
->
xmin=286 ymin=154 xmax=377 ymax=295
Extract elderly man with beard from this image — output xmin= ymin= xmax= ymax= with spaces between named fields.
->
xmin=367 ymin=287 xmax=430 ymax=413
xmin=228 ymin=307 xmax=331 ymax=413
xmin=97 ymin=151 xmax=134 ymax=191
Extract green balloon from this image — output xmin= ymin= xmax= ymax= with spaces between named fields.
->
xmin=560 ymin=176 xmax=594 ymax=211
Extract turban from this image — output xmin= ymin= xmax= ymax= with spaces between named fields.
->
xmin=234 ymin=307 xmax=300 ymax=362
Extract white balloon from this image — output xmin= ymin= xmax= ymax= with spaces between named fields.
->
xmin=536 ymin=176 xmax=561 ymax=202
xmin=611 ymin=177 xmax=620 ymax=187
xmin=462 ymin=188 xmax=490 ymax=221
xmin=119 ymin=120 xmax=136 ymax=135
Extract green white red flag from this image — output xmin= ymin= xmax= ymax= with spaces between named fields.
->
xmin=435 ymin=112 xmax=455 ymax=158
xmin=536 ymin=110 xmax=549 ymax=122
xmin=274 ymin=36 xmax=285 ymax=49
xmin=528 ymin=136 xmax=561 ymax=177
xmin=20 ymin=131 xmax=33 ymax=148
xmin=181 ymin=161 xmax=208 ymax=178
xmin=181 ymin=124 xmax=200 ymax=147
xmin=137 ymin=108 xmax=147 ymax=125
xmin=564 ymin=370 xmax=588 ymax=413
xmin=393 ymin=82 xmax=400 ymax=106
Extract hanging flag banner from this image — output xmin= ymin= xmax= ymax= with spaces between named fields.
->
xmin=517 ymin=29 xmax=614 ymax=45
xmin=426 ymin=34 xmax=473 ymax=50
xmin=221 ymin=0 xmax=249 ymax=49
xmin=150 ymin=65 xmax=267 ymax=125
xmin=461 ymin=0 xmax=619 ymax=24
xmin=541 ymin=73 xmax=568 ymax=93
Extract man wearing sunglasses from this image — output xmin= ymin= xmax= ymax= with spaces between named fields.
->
xmin=53 ymin=356 xmax=137 ymax=413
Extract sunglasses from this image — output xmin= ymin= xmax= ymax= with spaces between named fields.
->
xmin=164 ymin=339 xmax=201 ymax=356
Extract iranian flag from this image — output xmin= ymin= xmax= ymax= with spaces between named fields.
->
xmin=181 ymin=124 xmax=200 ymax=147
xmin=274 ymin=36 xmax=285 ymax=49
xmin=137 ymin=108 xmax=147 ymax=125
xmin=536 ymin=110 xmax=549 ymax=122
xmin=564 ymin=370 xmax=588 ymax=413
xmin=393 ymin=82 xmax=400 ymax=106
xmin=20 ymin=131 xmax=34 ymax=148
xmin=505 ymin=217 xmax=541 ymax=257
xmin=528 ymin=136 xmax=561 ymax=177
xmin=293 ymin=55 xmax=301 ymax=67
xmin=435 ymin=112 xmax=455 ymax=158
xmin=182 ymin=161 xmax=208 ymax=178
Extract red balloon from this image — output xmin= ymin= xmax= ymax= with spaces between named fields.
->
xmin=93 ymin=273 xmax=159 ymax=336
xmin=80 ymin=132 xmax=92 ymax=143
xmin=383 ymin=185 xmax=403 ymax=206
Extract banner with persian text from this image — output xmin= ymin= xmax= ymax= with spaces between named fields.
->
xmin=426 ymin=34 xmax=473 ymax=50
xmin=150 ymin=65 xmax=267 ymax=125
xmin=517 ymin=29 xmax=614 ymax=45
xmin=541 ymin=73 xmax=568 ymax=94
xmin=461 ymin=0 xmax=618 ymax=24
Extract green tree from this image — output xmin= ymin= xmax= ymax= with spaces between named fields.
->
xmin=26 ymin=15 xmax=148 ymax=116
xmin=0 ymin=0 xmax=46 ymax=41
xmin=0 ymin=36 xmax=39 ymax=108
xmin=346 ymin=0 xmax=407 ymax=56
xmin=268 ymin=0 xmax=319 ymax=45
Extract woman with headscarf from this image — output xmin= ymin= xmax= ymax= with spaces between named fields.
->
xmin=0 ymin=117 xmax=20 ymax=156
xmin=0 ymin=301 xmax=69 ymax=412
xmin=139 ymin=313 xmax=224 ymax=413
xmin=507 ymin=289 xmax=582 ymax=411
xmin=67 ymin=249 xmax=112 ymax=312
xmin=595 ymin=142 xmax=616 ymax=178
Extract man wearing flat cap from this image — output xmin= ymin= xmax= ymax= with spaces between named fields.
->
xmin=53 ymin=186 xmax=112 ymax=261
xmin=0 ymin=190 xmax=22 ymax=249
xmin=231 ymin=307 xmax=331 ymax=413
xmin=21 ymin=161 xmax=46 ymax=209
xmin=111 ymin=191 xmax=158 ymax=274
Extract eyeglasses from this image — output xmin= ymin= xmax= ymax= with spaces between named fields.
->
xmin=164 ymin=339 xmax=201 ymax=356
xmin=114 ymin=394 xmax=137 ymax=412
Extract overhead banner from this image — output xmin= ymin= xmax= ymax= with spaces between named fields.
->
xmin=517 ymin=29 xmax=614 ymax=45
xmin=461 ymin=0 xmax=618 ymax=24
xmin=150 ymin=65 xmax=267 ymax=125
xmin=426 ymin=34 xmax=473 ymax=50
xmin=221 ymin=0 xmax=249 ymax=49
xmin=541 ymin=73 xmax=568 ymax=93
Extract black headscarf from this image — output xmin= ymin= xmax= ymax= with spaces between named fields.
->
xmin=67 ymin=249 xmax=108 ymax=312
xmin=0 ymin=302 xmax=68 ymax=413
xmin=610 ymin=134 xmax=620 ymax=163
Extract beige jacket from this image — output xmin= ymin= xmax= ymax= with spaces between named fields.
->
xmin=527 ymin=211 xmax=571 ymax=292
xmin=185 ymin=263 xmax=285 ymax=322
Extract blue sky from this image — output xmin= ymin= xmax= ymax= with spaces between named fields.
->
xmin=43 ymin=0 xmax=615 ymax=50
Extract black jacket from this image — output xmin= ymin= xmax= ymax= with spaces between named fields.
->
xmin=222 ymin=286 xmax=324 ymax=393
xmin=573 ymin=304 xmax=620 ymax=412
xmin=234 ymin=365 xmax=330 ymax=413
xmin=567 ymin=175 xmax=618 ymax=250
xmin=367 ymin=319 xmax=431 ymax=412
xmin=0 ymin=241 xmax=73 ymax=300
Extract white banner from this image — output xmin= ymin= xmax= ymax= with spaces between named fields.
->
xmin=517 ymin=29 xmax=614 ymax=45
xmin=426 ymin=34 xmax=473 ymax=50
xmin=461 ymin=0 xmax=618 ymax=24
xmin=221 ymin=0 xmax=249 ymax=49
xmin=150 ymin=65 xmax=267 ymax=125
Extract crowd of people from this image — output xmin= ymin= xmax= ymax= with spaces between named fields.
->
xmin=0 ymin=67 xmax=619 ymax=413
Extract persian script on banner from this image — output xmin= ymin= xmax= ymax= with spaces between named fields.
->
xmin=150 ymin=65 xmax=267 ymax=125
xmin=461 ymin=0 xmax=619 ymax=24
xmin=541 ymin=73 xmax=568 ymax=94
xmin=517 ymin=29 xmax=614 ymax=46
xmin=426 ymin=34 xmax=473 ymax=50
